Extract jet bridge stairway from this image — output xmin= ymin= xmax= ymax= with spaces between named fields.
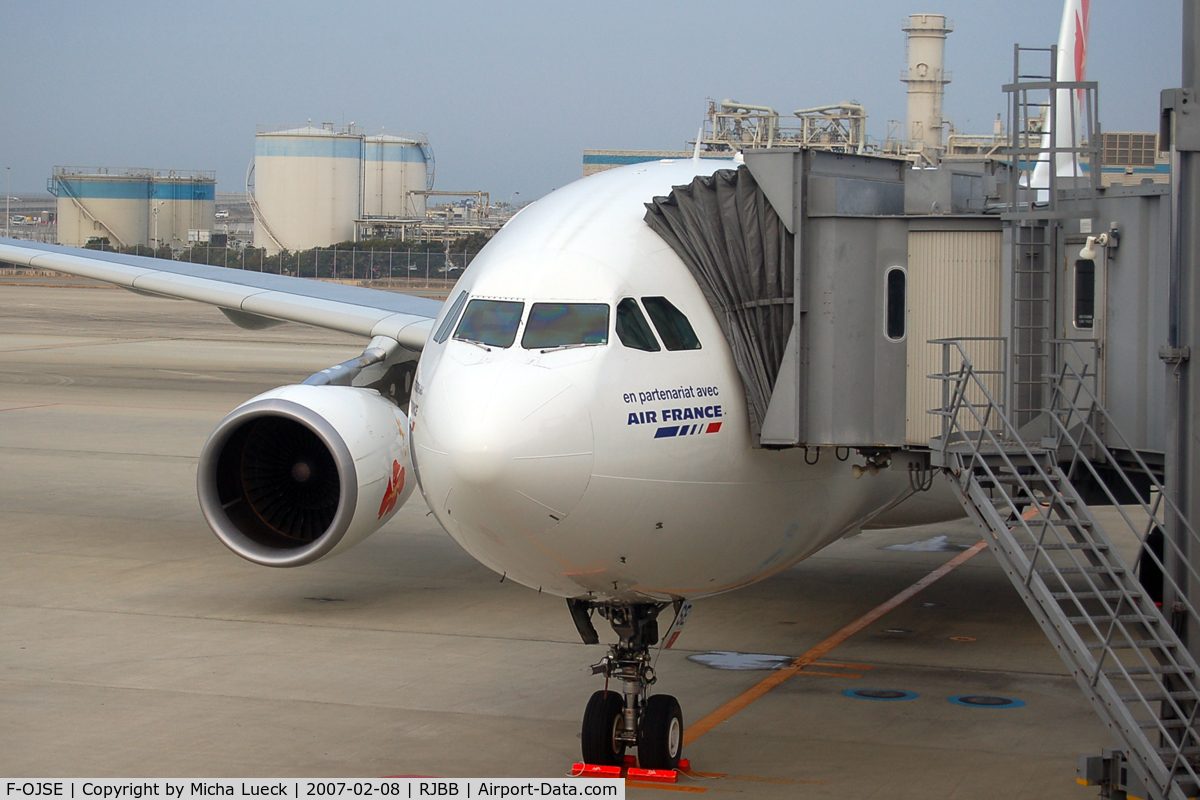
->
xmin=930 ymin=338 xmax=1200 ymax=800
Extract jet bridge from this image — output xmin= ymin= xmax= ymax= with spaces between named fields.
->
xmin=645 ymin=147 xmax=1010 ymax=451
xmin=643 ymin=27 xmax=1195 ymax=798
xmin=645 ymin=117 xmax=1168 ymax=464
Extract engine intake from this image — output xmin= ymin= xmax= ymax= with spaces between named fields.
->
xmin=198 ymin=385 xmax=413 ymax=567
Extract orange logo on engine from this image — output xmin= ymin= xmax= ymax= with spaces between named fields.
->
xmin=377 ymin=460 xmax=405 ymax=519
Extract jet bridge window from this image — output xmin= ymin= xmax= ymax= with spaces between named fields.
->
xmin=1074 ymin=259 xmax=1095 ymax=329
xmin=454 ymin=299 xmax=524 ymax=348
xmin=642 ymin=296 xmax=701 ymax=351
xmin=885 ymin=267 xmax=906 ymax=342
xmin=521 ymin=303 xmax=609 ymax=349
xmin=615 ymin=298 xmax=660 ymax=352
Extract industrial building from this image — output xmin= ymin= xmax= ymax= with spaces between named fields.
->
xmin=250 ymin=123 xmax=432 ymax=255
xmin=1098 ymin=131 xmax=1171 ymax=186
xmin=50 ymin=167 xmax=215 ymax=250
xmin=582 ymin=15 xmax=967 ymax=175
xmin=585 ymin=14 xmax=1166 ymax=188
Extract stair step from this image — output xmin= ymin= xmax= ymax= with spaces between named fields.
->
xmin=1036 ymin=566 xmax=1125 ymax=576
xmin=1068 ymin=614 xmax=1161 ymax=625
xmin=1053 ymin=590 xmax=1140 ymax=601
xmin=1105 ymin=665 xmax=1194 ymax=676
xmin=1140 ymin=718 xmax=1193 ymax=730
xmin=1086 ymin=640 xmax=1176 ymax=650
xmin=1021 ymin=542 xmax=1107 ymax=552
xmin=995 ymin=466 xmax=1052 ymax=475
xmin=1155 ymin=746 xmax=1200 ymax=758
xmin=1121 ymin=691 xmax=1199 ymax=702
xmin=987 ymin=472 xmax=1051 ymax=481
xmin=1003 ymin=507 xmax=1093 ymax=524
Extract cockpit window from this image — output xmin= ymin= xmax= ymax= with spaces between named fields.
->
xmin=521 ymin=303 xmax=609 ymax=349
xmin=454 ymin=299 xmax=524 ymax=348
xmin=615 ymin=298 xmax=660 ymax=352
xmin=433 ymin=291 xmax=469 ymax=344
xmin=642 ymin=296 xmax=701 ymax=351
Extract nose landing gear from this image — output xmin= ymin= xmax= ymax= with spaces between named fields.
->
xmin=569 ymin=600 xmax=685 ymax=771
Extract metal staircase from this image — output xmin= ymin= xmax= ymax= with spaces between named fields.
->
xmin=244 ymin=162 xmax=286 ymax=253
xmin=931 ymin=338 xmax=1200 ymax=800
xmin=49 ymin=174 xmax=126 ymax=249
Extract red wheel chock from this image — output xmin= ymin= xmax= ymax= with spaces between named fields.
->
xmin=570 ymin=757 xmax=690 ymax=784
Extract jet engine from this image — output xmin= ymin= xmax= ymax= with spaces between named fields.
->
xmin=197 ymin=384 xmax=415 ymax=567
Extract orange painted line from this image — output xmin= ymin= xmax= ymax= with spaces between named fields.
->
xmin=624 ymin=782 xmax=707 ymax=793
xmin=684 ymin=771 xmax=826 ymax=786
xmin=683 ymin=539 xmax=988 ymax=745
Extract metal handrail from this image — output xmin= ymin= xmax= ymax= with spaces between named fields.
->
xmin=932 ymin=338 xmax=1200 ymax=798
xmin=1047 ymin=339 xmax=1200 ymax=650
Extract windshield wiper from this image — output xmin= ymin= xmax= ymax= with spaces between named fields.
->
xmin=455 ymin=337 xmax=494 ymax=351
xmin=538 ymin=342 xmax=603 ymax=354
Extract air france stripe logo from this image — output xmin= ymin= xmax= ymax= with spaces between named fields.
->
xmin=655 ymin=422 xmax=722 ymax=438
xmin=628 ymin=404 xmax=723 ymax=439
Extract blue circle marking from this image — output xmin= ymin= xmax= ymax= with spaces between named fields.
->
xmin=843 ymin=688 xmax=919 ymax=701
xmin=948 ymin=695 xmax=1026 ymax=709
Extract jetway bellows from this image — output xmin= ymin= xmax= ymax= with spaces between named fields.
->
xmin=644 ymin=166 xmax=793 ymax=436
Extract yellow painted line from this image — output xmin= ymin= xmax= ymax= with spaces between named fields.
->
xmin=683 ymin=539 xmax=988 ymax=745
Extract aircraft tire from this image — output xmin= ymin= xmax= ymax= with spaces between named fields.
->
xmin=581 ymin=690 xmax=626 ymax=766
xmin=637 ymin=694 xmax=683 ymax=770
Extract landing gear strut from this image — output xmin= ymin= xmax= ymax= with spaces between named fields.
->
xmin=570 ymin=600 xmax=685 ymax=770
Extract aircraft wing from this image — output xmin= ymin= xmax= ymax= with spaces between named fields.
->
xmin=0 ymin=238 xmax=442 ymax=351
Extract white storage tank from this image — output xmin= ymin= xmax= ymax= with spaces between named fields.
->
xmin=253 ymin=124 xmax=364 ymax=254
xmin=151 ymin=172 xmax=216 ymax=249
xmin=363 ymin=133 xmax=430 ymax=218
xmin=52 ymin=168 xmax=152 ymax=249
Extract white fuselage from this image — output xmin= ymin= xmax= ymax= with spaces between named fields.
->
xmin=410 ymin=159 xmax=957 ymax=602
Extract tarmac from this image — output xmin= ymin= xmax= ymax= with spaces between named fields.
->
xmin=0 ymin=284 xmax=1117 ymax=797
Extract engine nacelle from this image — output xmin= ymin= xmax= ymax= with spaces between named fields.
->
xmin=197 ymin=384 xmax=415 ymax=567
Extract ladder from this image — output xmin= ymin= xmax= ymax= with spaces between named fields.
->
xmin=1001 ymin=44 xmax=1101 ymax=432
xmin=1009 ymin=220 xmax=1054 ymax=428
xmin=931 ymin=338 xmax=1200 ymax=800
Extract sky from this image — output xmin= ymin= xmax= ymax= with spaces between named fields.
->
xmin=0 ymin=0 xmax=1183 ymax=201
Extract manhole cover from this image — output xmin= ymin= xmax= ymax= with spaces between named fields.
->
xmin=688 ymin=652 xmax=793 ymax=671
xmin=843 ymin=688 xmax=918 ymax=701
xmin=949 ymin=695 xmax=1026 ymax=709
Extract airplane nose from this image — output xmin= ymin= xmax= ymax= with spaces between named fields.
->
xmin=416 ymin=360 xmax=594 ymax=534
xmin=449 ymin=418 xmax=506 ymax=488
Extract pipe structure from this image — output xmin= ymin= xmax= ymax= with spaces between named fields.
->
xmin=792 ymin=103 xmax=866 ymax=117
xmin=720 ymin=100 xmax=779 ymax=116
